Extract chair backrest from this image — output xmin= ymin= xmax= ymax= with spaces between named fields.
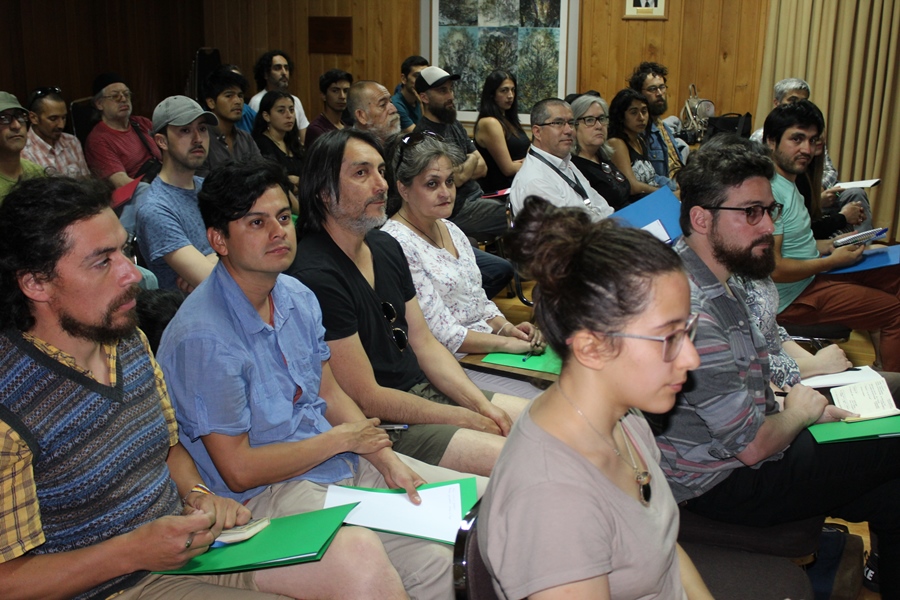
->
xmin=70 ymin=97 xmax=97 ymax=147
xmin=453 ymin=501 xmax=499 ymax=600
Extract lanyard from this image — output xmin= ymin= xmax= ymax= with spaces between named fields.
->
xmin=528 ymin=149 xmax=590 ymax=201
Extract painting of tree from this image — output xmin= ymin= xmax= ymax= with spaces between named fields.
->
xmin=519 ymin=0 xmax=561 ymax=27
xmin=438 ymin=27 xmax=480 ymax=110
xmin=478 ymin=27 xmax=518 ymax=75
xmin=439 ymin=0 xmax=478 ymax=26
xmin=516 ymin=27 xmax=559 ymax=111
xmin=479 ymin=0 xmax=518 ymax=26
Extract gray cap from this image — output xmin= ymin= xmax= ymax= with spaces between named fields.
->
xmin=0 ymin=92 xmax=27 ymax=116
xmin=414 ymin=66 xmax=461 ymax=94
xmin=151 ymin=95 xmax=218 ymax=135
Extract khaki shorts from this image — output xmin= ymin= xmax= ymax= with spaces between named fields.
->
xmin=111 ymin=571 xmax=289 ymax=599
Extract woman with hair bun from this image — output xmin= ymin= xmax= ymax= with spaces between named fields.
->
xmin=478 ymin=196 xmax=712 ymax=600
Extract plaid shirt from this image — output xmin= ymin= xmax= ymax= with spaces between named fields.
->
xmin=22 ymin=128 xmax=90 ymax=177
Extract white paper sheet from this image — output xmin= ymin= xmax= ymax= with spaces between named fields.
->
xmin=323 ymin=484 xmax=461 ymax=543
xmin=642 ymin=219 xmax=671 ymax=243
xmin=800 ymin=365 xmax=881 ymax=388
xmin=835 ymin=178 xmax=881 ymax=189
xmin=832 ymin=378 xmax=900 ymax=420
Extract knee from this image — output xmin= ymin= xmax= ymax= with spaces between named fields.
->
xmin=330 ymin=527 xmax=404 ymax=595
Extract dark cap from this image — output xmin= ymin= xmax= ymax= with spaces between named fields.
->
xmin=92 ymin=73 xmax=128 ymax=96
xmin=414 ymin=66 xmax=461 ymax=94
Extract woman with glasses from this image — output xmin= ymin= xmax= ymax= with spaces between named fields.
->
xmin=252 ymin=91 xmax=304 ymax=198
xmin=570 ymin=94 xmax=632 ymax=210
xmin=608 ymin=88 xmax=678 ymax=199
xmin=473 ymin=71 xmax=530 ymax=193
xmin=479 ymin=197 xmax=712 ymax=600
xmin=382 ymin=132 xmax=545 ymax=398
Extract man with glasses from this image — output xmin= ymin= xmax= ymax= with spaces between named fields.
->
xmin=764 ymin=100 xmax=900 ymax=372
xmin=0 ymin=92 xmax=46 ymax=202
xmin=656 ymin=136 xmax=900 ymax=599
xmin=628 ymin=62 xmax=686 ymax=180
xmin=509 ymin=97 xmax=613 ymax=220
xmin=287 ymin=129 xmax=527 ymax=476
xmin=22 ymin=87 xmax=90 ymax=176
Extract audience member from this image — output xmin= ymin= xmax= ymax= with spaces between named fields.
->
xmin=0 ymin=176 xmax=322 ymax=599
xmin=348 ymin=80 xmax=401 ymax=142
xmin=252 ymin=90 xmax=304 ymax=195
xmin=570 ymin=93 xmax=632 ymax=210
xmin=802 ymin=129 xmax=867 ymax=238
xmin=473 ymin=70 xmax=529 ymax=192
xmin=0 ymin=92 xmax=45 ymax=202
xmin=305 ymin=69 xmax=353 ymax=148
xmin=656 ymin=134 xmax=900 ymax=598
xmin=288 ymin=129 xmax=526 ymax=476
xmin=608 ymin=88 xmax=676 ymax=198
xmin=382 ymin=132 xmax=544 ymax=399
xmin=392 ymin=55 xmax=429 ymax=133
xmin=159 ymin=158 xmax=478 ymax=599
xmin=248 ymin=50 xmax=310 ymax=145
xmin=22 ymin=87 xmax=90 ymax=176
xmin=480 ymin=197 xmax=711 ymax=600
xmin=136 ymin=95 xmax=218 ymax=291
xmin=763 ymin=101 xmax=900 ymax=371
xmin=509 ymin=97 xmax=613 ymax=220
xmin=199 ymin=67 xmax=262 ymax=177
xmin=628 ymin=61 xmax=686 ymax=180
xmin=223 ymin=64 xmax=258 ymax=133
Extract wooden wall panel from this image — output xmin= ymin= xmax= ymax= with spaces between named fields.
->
xmin=578 ymin=0 xmax=769 ymax=123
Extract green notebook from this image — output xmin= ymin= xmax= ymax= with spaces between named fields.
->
xmin=809 ymin=414 xmax=900 ymax=443
xmin=156 ymin=502 xmax=357 ymax=575
xmin=481 ymin=347 xmax=562 ymax=375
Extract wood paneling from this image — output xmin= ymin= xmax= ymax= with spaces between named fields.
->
xmin=202 ymin=0 xmax=420 ymax=121
xmin=577 ymin=0 xmax=769 ymax=122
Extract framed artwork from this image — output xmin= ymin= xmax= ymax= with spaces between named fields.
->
xmin=426 ymin=0 xmax=576 ymax=122
xmin=623 ymin=0 xmax=669 ymax=20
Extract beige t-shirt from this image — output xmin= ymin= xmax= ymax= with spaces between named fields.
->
xmin=478 ymin=408 xmax=686 ymax=600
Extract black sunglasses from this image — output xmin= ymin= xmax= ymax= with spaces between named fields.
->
xmin=26 ymin=87 xmax=63 ymax=111
xmin=381 ymin=301 xmax=408 ymax=351
xmin=397 ymin=130 xmax=444 ymax=165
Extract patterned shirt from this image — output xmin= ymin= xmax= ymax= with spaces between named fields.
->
xmin=22 ymin=128 xmax=90 ymax=177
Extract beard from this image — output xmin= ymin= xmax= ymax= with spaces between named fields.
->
xmin=329 ymin=194 xmax=388 ymax=235
xmin=430 ymin=102 xmax=457 ymax=124
xmin=648 ymin=97 xmax=668 ymax=117
xmin=59 ymin=285 xmax=140 ymax=345
xmin=710 ymin=228 xmax=776 ymax=280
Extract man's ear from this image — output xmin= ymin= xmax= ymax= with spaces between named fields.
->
xmin=153 ymin=132 xmax=168 ymax=152
xmin=689 ymin=205 xmax=712 ymax=235
xmin=18 ymin=271 xmax=52 ymax=303
xmin=28 ymin=111 xmax=39 ymax=127
xmin=205 ymin=97 xmax=216 ymax=111
xmin=569 ymin=329 xmax=613 ymax=371
xmin=207 ymin=227 xmax=228 ymax=257
xmin=354 ymin=109 xmax=368 ymax=126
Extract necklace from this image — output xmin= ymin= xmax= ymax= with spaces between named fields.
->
xmin=397 ymin=211 xmax=444 ymax=248
xmin=556 ymin=382 xmax=652 ymax=506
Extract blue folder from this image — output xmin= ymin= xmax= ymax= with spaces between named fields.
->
xmin=611 ymin=187 xmax=682 ymax=242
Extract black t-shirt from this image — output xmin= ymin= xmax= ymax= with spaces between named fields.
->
xmin=288 ymin=229 xmax=426 ymax=391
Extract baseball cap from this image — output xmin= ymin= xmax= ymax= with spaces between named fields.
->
xmin=414 ymin=66 xmax=461 ymax=94
xmin=151 ymin=95 xmax=218 ymax=134
xmin=0 ymin=92 xmax=27 ymax=116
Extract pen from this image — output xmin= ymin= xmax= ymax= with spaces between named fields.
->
xmin=377 ymin=424 xmax=409 ymax=431
xmin=522 ymin=351 xmax=534 ymax=362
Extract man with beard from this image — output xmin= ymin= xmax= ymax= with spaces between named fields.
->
xmin=248 ymin=50 xmax=310 ymax=145
xmin=199 ymin=67 xmax=261 ymax=178
xmin=763 ymin=100 xmax=900 ymax=372
xmin=136 ymin=96 xmax=219 ymax=292
xmin=509 ymin=97 xmax=613 ymax=220
xmin=22 ymin=87 xmax=90 ymax=177
xmin=348 ymin=80 xmax=401 ymax=143
xmin=0 ymin=176 xmax=330 ymax=599
xmin=628 ymin=62 xmax=685 ymax=180
xmin=654 ymin=135 xmax=900 ymax=598
xmin=287 ymin=129 xmax=527 ymax=476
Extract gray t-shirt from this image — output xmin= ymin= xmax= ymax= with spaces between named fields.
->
xmin=479 ymin=407 xmax=686 ymax=600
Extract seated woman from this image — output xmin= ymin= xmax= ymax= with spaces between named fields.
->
xmin=607 ymin=88 xmax=677 ymax=199
xmin=252 ymin=90 xmax=304 ymax=201
xmin=479 ymin=197 xmax=711 ymax=600
xmin=382 ymin=132 xmax=545 ymax=399
xmin=474 ymin=71 xmax=530 ymax=193
xmin=570 ymin=93 xmax=632 ymax=210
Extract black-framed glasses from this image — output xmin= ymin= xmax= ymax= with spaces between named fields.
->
xmin=703 ymin=202 xmax=783 ymax=225
xmin=381 ymin=301 xmax=409 ymax=351
xmin=535 ymin=119 xmax=576 ymax=129
xmin=607 ymin=313 xmax=699 ymax=362
xmin=397 ymin=130 xmax=444 ymax=165
xmin=576 ymin=115 xmax=609 ymax=127
xmin=26 ymin=87 xmax=63 ymax=111
xmin=0 ymin=112 xmax=28 ymax=127
xmin=643 ymin=84 xmax=668 ymax=95
xmin=101 ymin=90 xmax=133 ymax=102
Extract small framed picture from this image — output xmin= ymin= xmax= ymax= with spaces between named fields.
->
xmin=624 ymin=0 xmax=669 ymax=20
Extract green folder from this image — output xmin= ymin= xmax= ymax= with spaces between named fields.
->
xmin=809 ymin=414 xmax=900 ymax=443
xmin=481 ymin=347 xmax=562 ymax=375
xmin=156 ymin=502 xmax=357 ymax=575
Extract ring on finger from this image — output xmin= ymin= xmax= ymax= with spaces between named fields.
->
xmin=185 ymin=534 xmax=194 ymax=549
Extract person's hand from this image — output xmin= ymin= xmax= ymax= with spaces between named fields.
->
xmin=184 ymin=493 xmax=251 ymax=539
xmin=515 ymin=322 xmax=545 ymax=354
xmin=783 ymin=384 xmax=828 ymax=426
xmin=815 ymin=404 xmax=857 ymax=424
xmin=839 ymin=201 xmax=865 ymax=226
xmin=124 ymin=512 xmax=217 ymax=572
xmin=175 ymin=276 xmax=196 ymax=294
xmin=827 ymin=241 xmax=865 ymax=267
xmin=821 ymin=186 xmax=844 ymax=208
xmin=813 ymin=344 xmax=853 ymax=375
xmin=453 ymin=406 xmax=502 ymax=436
xmin=332 ymin=418 xmax=392 ymax=455
xmin=479 ymin=402 xmax=514 ymax=436
xmin=375 ymin=453 xmax=427 ymax=505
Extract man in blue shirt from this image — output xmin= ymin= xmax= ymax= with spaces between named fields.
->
xmin=158 ymin=158 xmax=476 ymax=599
xmin=392 ymin=55 xmax=429 ymax=133
xmin=628 ymin=61 xmax=685 ymax=181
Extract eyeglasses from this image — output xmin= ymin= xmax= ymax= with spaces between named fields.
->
xmin=0 ymin=112 xmax=28 ymax=127
xmin=643 ymin=84 xmax=668 ymax=95
xmin=397 ymin=130 xmax=444 ymax=165
xmin=381 ymin=301 xmax=409 ymax=351
xmin=599 ymin=160 xmax=626 ymax=183
xmin=101 ymin=90 xmax=133 ymax=102
xmin=703 ymin=202 xmax=783 ymax=225
xmin=607 ymin=313 xmax=699 ymax=362
xmin=26 ymin=87 xmax=63 ymax=111
xmin=576 ymin=115 xmax=609 ymax=127
xmin=535 ymin=119 xmax=576 ymax=129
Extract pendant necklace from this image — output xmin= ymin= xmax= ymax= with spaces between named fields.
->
xmin=397 ymin=211 xmax=444 ymax=249
xmin=556 ymin=382 xmax=652 ymax=506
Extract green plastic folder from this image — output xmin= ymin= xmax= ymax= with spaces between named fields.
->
xmin=156 ymin=502 xmax=357 ymax=575
xmin=481 ymin=347 xmax=562 ymax=375
xmin=809 ymin=414 xmax=900 ymax=443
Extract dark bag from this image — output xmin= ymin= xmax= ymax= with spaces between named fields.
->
xmin=703 ymin=112 xmax=752 ymax=143
xmin=131 ymin=119 xmax=162 ymax=184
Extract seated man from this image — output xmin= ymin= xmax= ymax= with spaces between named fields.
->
xmin=136 ymin=96 xmax=219 ymax=291
xmin=655 ymin=135 xmax=900 ymax=598
xmin=248 ymin=50 xmax=310 ymax=145
xmin=22 ymin=86 xmax=90 ymax=176
xmin=348 ymin=80 xmax=401 ymax=143
xmin=0 ymin=176 xmax=382 ymax=599
xmin=392 ymin=55 xmax=429 ymax=133
xmin=305 ymin=69 xmax=353 ymax=149
xmin=763 ymin=101 xmax=900 ymax=372
xmin=198 ymin=67 xmax=261 ymax=177
xmin=158 ymin=158 xmax=479 ymax=599
xmin=509 ymin=97 xmax=613 ymax=220
xmin=287 ymin=129 xmax=527 ymax=476
xmin=628 ymin=61 xmax=686 ymax=180
xmin=0 ymin=92 xmax=45 ymax=203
